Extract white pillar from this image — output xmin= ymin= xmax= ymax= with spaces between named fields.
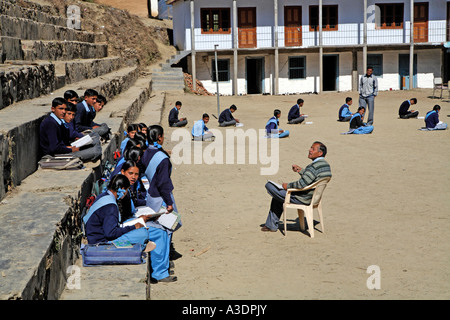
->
xmin=190 ymin=0 xmax=196 ymax=92
xmin=274 ymin=0 xmax=279 ymax=95
xmin=363 ymin=0 xmax=367 ymax=73
xmin=409 ymin=0 xmax=414 ymax=90
xmin=233 ymin=0 xmax=238 ymax=95
xmin=319 ymin=0 xmax=323 ymax=93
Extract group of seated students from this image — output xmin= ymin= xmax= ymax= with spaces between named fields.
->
xmin=337 ymin=96 xmax=447 ymax=133
xmin=84 ymin=124 xmax=180 ymax=283
xmin=264 ymin=98 xmax=307 ymax=138
xmin=39 ymin=89 xmax=110 ymax=162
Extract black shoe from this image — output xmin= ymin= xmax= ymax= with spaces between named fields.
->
xmin=151 ymin=276 xmax=177 ymax=284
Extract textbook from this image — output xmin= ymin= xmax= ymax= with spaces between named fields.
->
xmin=157 ymin=208 xmax=181 ymax=230
xmin=112 ymin=239 xmax=134 ymax=248
xmin=267 ymin=180 xmax=283 ymax=190
xmin=135 ymin=206 xmax=165 ymax=219
xmin=71 ymin=134 xmax=93 ymax=148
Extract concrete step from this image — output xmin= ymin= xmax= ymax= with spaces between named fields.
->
xmin=21 ymin=40 xmax=108 ymax=61
xmin=53 ymin=56 xmax=123 ymax=87
xmin=0 ymin=66 xmax=139 ymax=203
xmin=0 ymin=14 xmax=98 ymax=43
xmin=0 ymin=74 xmax=154 ymax=299
xmin=0 ymin=0 xmax=67 ymax=28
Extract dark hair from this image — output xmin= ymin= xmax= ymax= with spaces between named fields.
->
xmin=64 ymin=90 xmax=79 ymax=101
xmin=107 ymin=174 xmax=130 ymax=192
xmin=175 ymin=101 xmax=182 ymax=106
xmin=127 ymin=123 xmax=139 ymax=133
xmin=202 ymin=113 xmax=209 ymax=119
xmin=367 ymin=66 xmax=373 ymax=70
xmin=66 ymin=102 xmax=77 ymax=112
xmin=297 ymin=99 xmax=304 ymax=105
xmin=433 ymin=104 xmax=441 ymax=111
xmin=132 ymin=133 xmax=147 ymax=150
xmin=137 ymin=123 xmax=147 ymax=132
xmin=313 ymin=141 xmax=327 ymax=157
xmin=52 ymin=97 xmax=67 ymax=108
xmin=230 ymin=104 xmax=237 ymax=110
xmin=147 ymin=125 xmax=164 ymax=145
xmin=358 ymin=106 xmax=366 ymax=112
xmin=274 ymin=109 xmax=281 ymax=117
xmin=124 ymin=146 xmax=143 ymax=163
xmin=121 ymin=160 xmax=138 ymax=173
xmin=96 ymin=95 xmax=107 ymax=105
xmin=346 ymin=97 xmax=353 ymax=103
xmin=83 ymin=89 xmax=98 ymax=98
xmin=410 ymin=98 xmax=417 ymax=104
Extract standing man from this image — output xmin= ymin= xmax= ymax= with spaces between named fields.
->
xmin=359 ymin=66 xmax=378 ymax=126
xmin=168 ymin=101 xmax=188 ymax=127
xmin=261 ymin=141 xmax=332 ymax=232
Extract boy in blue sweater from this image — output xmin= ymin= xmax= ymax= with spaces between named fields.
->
xmin=424 ymin=105 xmax=447 ymax=130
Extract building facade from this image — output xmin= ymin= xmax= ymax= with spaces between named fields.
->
xmin=167 ymin=0 xmax=450 ymax=95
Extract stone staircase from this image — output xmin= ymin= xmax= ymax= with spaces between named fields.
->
xmin=0 ymin=0 xmax=180 ymax=299
xmin=150 ymin=50 xmax=189 ymax=91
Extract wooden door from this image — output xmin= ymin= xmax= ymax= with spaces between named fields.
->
xmin=284 ymin=6 xmax=302 ymax=47
xmin=414 ymin=2 xmax=428 ymax=43
xmin=238 ymin=7 xmax=257 ymax=48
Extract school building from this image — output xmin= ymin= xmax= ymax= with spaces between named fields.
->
xmin=166 ymin=0 xmax=450 ymax=95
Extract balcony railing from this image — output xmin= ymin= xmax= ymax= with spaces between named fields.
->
xmin=186 ymin=22 xmax=449 ymax=51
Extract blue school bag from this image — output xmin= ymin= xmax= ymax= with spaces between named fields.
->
xmin=80 ymin=242 xmax=145 ymax=267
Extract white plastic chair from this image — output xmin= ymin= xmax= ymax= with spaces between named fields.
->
xmin=282 ymin=177 xmax=331 ymax=238
xmin=432 ymin=77 xmax=448 ymax=99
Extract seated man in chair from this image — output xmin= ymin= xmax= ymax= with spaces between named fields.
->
xmin=261 ymin=141 xmax=332 ymax=232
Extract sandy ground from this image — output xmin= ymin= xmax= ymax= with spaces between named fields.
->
xmin=145 ymin=88 xmax=450 ymax=300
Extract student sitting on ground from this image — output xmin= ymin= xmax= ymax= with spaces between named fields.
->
xmin=347 ymin=106 xmax=374 ymax=134
xmin=74 ymin=89 xmax=110 ymax=138
xmin=83 ymin=174 xmax=156 ymax=253
xmin=398 ymin=98 xmax=419 ymax=119
xmin=61 ymin=102 xmax=102 ymax=162
xmin=168 ymin=101 xmax=188 ymax=127
xmin=424 ymin=105 xmax=448 ymax=130
xmin=219 ymin=104 xmax=240 ymax=127
xmin=287 ymin=99 xmax=306 ymax=124
xmin=192 ymin=113 xmax=215 ymax=141
xmin=338 ymin=97 xmax=354 ymax=122
xmin=266 ymin=109 xmax=290 ymax=138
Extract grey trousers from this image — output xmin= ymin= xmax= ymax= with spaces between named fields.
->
xmin=170 ymin=119 xmax=188 ymax=127
xmin=219 ymin=120 xmax=237 ymax=127
xmin=192 ymin=132 xmax=215 ymax=141
xmin=359 ymin=95 xmax=375 ymax=125
xmin=72 ymin=132 xmax=102 ymax=162
xmin=399 ymin=111 xmax=419 ymax=119
xmin=264 ymin=182 xmax=305 ymax=231
xmin=288 ymin=116 xmax=305 ymax=124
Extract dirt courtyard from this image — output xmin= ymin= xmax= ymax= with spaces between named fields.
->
xmin=147 ymin=88 xmax=450 ymax=300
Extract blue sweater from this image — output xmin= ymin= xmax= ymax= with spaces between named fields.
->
xmin=39 ymin=114 xmax=72 ymax=156
xmin=338 ymin=104 xmax=352 ymax=120
xmin=425 ymin=110 xmax=439 ymax=129
xmin=168 ymin=107 xmax=180 ymax=126
xmin=141 ymin=147 xmax=174 ymax=206
xmin=288 ymin=104 xmax=300 ymax=121
xmin=75 ymin=101 xmax=99 ymax=132
xmin=85 ymin=191 xmax=136 ymax=244
xmin=219 ymin=108 xmax=235 ymax=123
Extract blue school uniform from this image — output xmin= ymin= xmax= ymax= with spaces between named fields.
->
xmin=191 ymin=119 xmax=208 ymax=137
xmin=39 ymin=113 xmax=72 ymax=156
xmin=218 ymin=108 xmax=235 ymax=123
xmin=288 ymin=104 xmax=300 ymax=121
xmin=75 ymin=100 xmax=99 ymax=132
xmin=338 ymin=104 xmax=352 ymax=121
xmin=265 ymin=116 xmax=289 ymax=138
